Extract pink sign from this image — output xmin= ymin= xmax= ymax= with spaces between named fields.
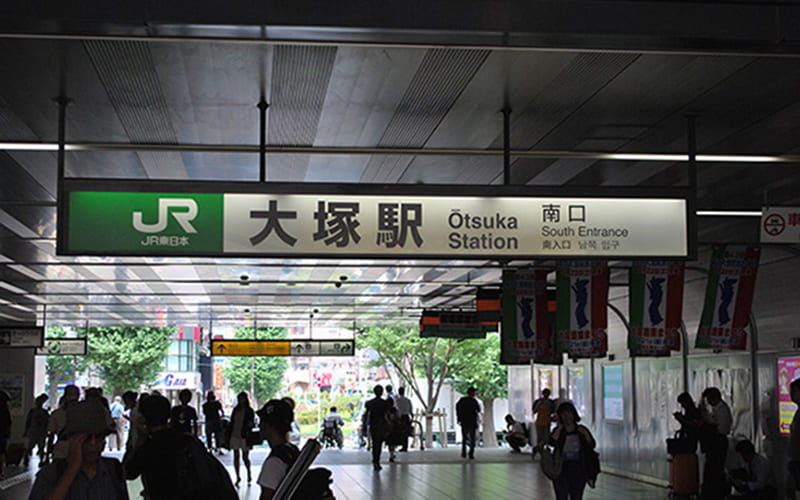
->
xmin=778 ymin=357 xmax=800 ymax=435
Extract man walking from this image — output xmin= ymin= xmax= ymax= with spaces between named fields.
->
xmin=700 ymin=387 xmax=732 ymax=500
xmin=395 ymin=387 xmax=413 ymax=452
xmin=532 ymin=388 xmax=554 ymax=457
xmin=109 ymin=396 xmax=125 ymax=452
xmin=364 ymin=385 xmax=393 ymax=471
xmin=202 ymin=391 xmax=223 ymax=453
xmin=456 ymin=387 xmax=481 ymax=459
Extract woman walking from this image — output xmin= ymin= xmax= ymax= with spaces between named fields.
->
xmin=550 ymin=402 xmax=597 ymax=500
xmin=227 ymin=391 xmax=255 ymax=486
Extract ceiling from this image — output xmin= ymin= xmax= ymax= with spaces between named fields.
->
xmin=1 ymin=1 xmax=799 ymax=328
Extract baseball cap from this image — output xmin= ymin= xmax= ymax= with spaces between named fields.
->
xmin=64 ymin=400 xmax=116 ymax=437
xmin=256 ymin=399 xmax=294 ymax=433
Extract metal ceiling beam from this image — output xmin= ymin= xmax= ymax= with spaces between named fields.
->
xmin=5 ymin=1 xmax=800 ymax=56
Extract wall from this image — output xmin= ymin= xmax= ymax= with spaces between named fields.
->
xmin=507 ymin=246 xmax=800 ymax=489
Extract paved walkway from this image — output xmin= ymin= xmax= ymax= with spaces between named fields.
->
xmin=1 ymin=447 xmax=669 ymax=499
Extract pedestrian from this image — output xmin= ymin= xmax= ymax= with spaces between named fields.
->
xmin=202 ymin=391 xmax=223 ymax=453
xmin=24 ymin=394 xmax=50 ymax=467
xmin=47 ymin=385 xmax=80 ymax=461
xmin=394 ymin=387 xmax=413 ymax=452
xmin=109 ymin=396 xmax=125 ymax=452
xmin=672 ymin=392 xmax=702 ymax=452
xmin=700 ymin=387 xmax=732 ymax=500
xmin=363 ymin=385 xmax=392 ymax=471
xmin=385 ymin=385 xmax=397 ymax=401
xmin=121 ymin=391 xmax=140 ymax=462
xmin=788 ymin=379 xmax=800 ymax=496
xmin=550 ymin=402 xmax=597 ymax=500
xmin=124 ymin=393 xmax=236 ymax=500
xmin=28 ymin=399 xmax=128 ymax=500
xmin=455 ymin=387 xmax=481 ymax=459
xmin=532 ymin=388 xmax=554 ymax=457
xmin=729 ymin=439 xmax=776 ymax=499
xmin=504 ymin=414 xmax=528 ymax=453
xmin=0 ymin=390 xmax=11 ymax=480
xmin=226 ymin=391 xmax=254 ymax=486
xmin=255 ymin=399 xmax=298 ymax=499
xmin=170 ymin=389 xmax=198 ymax=437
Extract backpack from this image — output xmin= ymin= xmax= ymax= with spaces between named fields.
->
xmin=174 ymin=435 xmax=238 ymax=500
xmin=271 ymin=443 xmax=334 ymax=500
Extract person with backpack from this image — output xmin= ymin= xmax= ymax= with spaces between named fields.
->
xmin=123 ymin=393 xmax=237 ymax=500
xmin=170 ymin=389 xmax=199 ymax=437
xmin=504 ymin=414 xmax=528 ymax=453
xmin=256 ymin=399 xmax=334 ymax=500
xmin=29 ymin=399 xmax=128 ymax=500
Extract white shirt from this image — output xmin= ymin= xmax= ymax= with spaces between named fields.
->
xmin=257 ymin=456 xmax=289 ymax=491
xmin=709 ymin=400 xmax=733 ymax=436
xmin=395 ymin=395 xmax=413 ymax=416
xmin=325 ymin=412 xmax=344 ymax=426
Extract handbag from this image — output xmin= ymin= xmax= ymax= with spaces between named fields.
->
xmin=666 ymin=431 xmax=696 ymax=455
xmin=584 ymin=448 xmax=600 ymax=483
xmin=540 ymin=444 xmax=563 ymax=480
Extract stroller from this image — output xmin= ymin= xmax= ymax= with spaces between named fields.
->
xmin=320 ymin=418 xmax=343 ymax=449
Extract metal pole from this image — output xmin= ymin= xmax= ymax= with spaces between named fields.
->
xmin=250 ymin=312 xmax=257 ymax=402
xmin=257 ymin=98 xmax=269 ymax=182
xmin=680 ymin=321 xmax=690 ymax=393
xmin=502 ymin=106 xmax=511 ymax=185
xmin=687 ymin=114 xmax=698 ymax=193
xmin=53 ymin=96 xmax=71 ymax=253
xmin=749 ymin=313 xmax=760 ymax=446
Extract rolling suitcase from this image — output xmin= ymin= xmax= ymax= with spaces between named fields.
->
xmin=670 ymin=452 xmax=699 ymax=496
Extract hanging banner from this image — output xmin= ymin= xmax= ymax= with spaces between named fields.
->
xmin=556 ymin=261 xmax=609 ymax=358
xmin=695 ymin=245 xmax=760 ymax=350
xmin=628 ymin=261 xmax=684 ymax=356
xmin=500 ymin=269 xmax=553 ymax=364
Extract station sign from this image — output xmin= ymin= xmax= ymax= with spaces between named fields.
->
xmin=761 ymin=206 xmax=800 ymax=243
xmin=59 ymin=180 xmax=691 ymax=259
xmin=0 ymin=326 xmax=44 ymax=348
xmin=35 ymin=338 xmax=87 ymax=356
xmin=211 ymin=339 xmax=354 ymax=357
xmin=419 ymin=311 xmax=485 ymax=339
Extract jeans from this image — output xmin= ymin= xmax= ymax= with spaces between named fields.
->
xmin=553 ymin=461 xmax=587 ymax=500
xmin=461 ymin=426 xmax=476 ymax=458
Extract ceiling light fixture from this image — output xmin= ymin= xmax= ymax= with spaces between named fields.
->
xmin=695 ymin=210 xmax=762 ymax=217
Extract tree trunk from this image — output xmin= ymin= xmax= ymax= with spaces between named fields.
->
xmin=47 ymin=369 xmax=59 ymax=407
xmin=481 ymin=397 xmax=498 ymax=448
xmin=425 ymin=413 xmax=434 ymax=448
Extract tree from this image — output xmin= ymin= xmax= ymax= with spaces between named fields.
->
xmin=87 ymin=326 xmax=173 ymax=396
xmin=357 ymin=324 xmax=463 ymax=447
xmin=223 ymin=327 xmax=288 ymax=408
xmin=44 ymin=327 xmax=88 ymax=404
xmin=450 ymin=332 xmax=507 ymax=448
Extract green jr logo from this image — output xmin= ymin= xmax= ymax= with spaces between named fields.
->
xmin=132 ymin=198 xmax=198 ymax=234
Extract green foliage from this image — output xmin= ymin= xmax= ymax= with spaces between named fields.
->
xmin=356 ymin=324 xmax=461 ymax=412
xmin=449 ymin=332 xmax=507 ymax=400
xmin=223 ymin=327 xmax=289 ymax=407
xmin=86 ymin=326 xmax=173 ymax=395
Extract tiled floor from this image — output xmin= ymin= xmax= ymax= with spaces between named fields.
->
xmin=1 ymin=447 xmax=669 ymax=499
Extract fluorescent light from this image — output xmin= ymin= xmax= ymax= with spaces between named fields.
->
xmin=696 ymin=210 xmax=762 ymax=217
xmin=0 ymin=142 xmax=58 ymax=151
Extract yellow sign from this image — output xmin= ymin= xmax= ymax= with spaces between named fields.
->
xmin=210 ymin=340 xmax=291 ymax=356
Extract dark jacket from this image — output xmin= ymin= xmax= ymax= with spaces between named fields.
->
xmin=550 ymin=424 xmax=597 ymax=478
xmin=228 ymin=405 xmax=255 ymax=439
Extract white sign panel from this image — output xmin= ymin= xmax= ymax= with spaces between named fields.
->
xmin=153 ymin=371 xmax=201 ymax=390
xmin=224 ymin=194 xmax=687 ymax=257
xmin=36 ymin=338 xmax=88 ymax=356
xmin=761 ymin=206 xmax=800 ymax=243
xmin=0 ymin=326 xmax=44 ymax=348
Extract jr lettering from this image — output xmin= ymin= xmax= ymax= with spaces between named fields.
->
xmin=132 ymin=198 xmax=198 ymax=234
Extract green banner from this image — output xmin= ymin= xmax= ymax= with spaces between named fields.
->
xmin=68 ymin=191 xmax=223 ymax=254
